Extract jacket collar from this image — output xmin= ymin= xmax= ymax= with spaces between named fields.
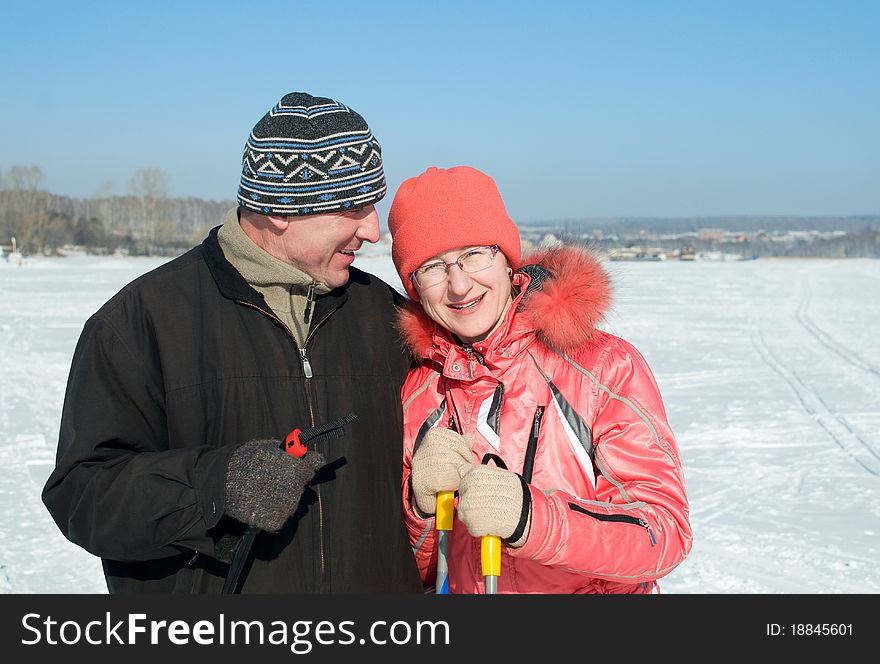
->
xmin=203 ymin=224 xmax=263 ymax=306
xmin=202 ymin=221 xmax=350 ymax=324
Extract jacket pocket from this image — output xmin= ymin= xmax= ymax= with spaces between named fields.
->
xmin=172 ymin=552 xmax=224 ymax=593
xmin=171 ymin=556 xmax=197 ymax=594
xmin=567 ymin=502 xmax=656 ymax=546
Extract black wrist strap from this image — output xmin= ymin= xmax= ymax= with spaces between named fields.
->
xmin=503 ymin=475 xmax=532 ymax=545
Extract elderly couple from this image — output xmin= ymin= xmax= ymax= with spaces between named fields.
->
xmin=43 ymin=92 xmax=691 ymax=594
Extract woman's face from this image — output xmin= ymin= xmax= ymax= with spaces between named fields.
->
xmin=413 ymin=245 xmax=513 ymax=344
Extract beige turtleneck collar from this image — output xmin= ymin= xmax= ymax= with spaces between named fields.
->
xmin=217 ymin=208 xmax=330 ymax=346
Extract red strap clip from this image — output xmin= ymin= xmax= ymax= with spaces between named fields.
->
xmin=284 ymin=428 xmax=308 ymax=458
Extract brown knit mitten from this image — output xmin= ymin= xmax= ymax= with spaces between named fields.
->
xmin=225 ymin=439 xmax=324 ymax=532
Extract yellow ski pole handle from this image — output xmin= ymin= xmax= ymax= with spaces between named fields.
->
xmin=435 ymin=491 xmax=454 ymax=595
xmin=435 ymin=491 xmax=454 ymax=531
xmin=481 ymin=535 xmax=501 ymax=594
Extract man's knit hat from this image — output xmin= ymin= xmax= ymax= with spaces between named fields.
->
xmin=237 ymin=92 xmax=386 ymax=216
xmin=388 ymin=166 xmax=521 ymax=300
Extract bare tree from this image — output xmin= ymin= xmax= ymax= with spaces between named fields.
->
xmin=7 ymin=165 xmax=43 ymax=192
xmin=128 ymin=167 xmax=169 ymax=249
xmin=91 ymin=179 xmax=116 ymax=230
xmin=3 ymin=165 xmax=46 ymax=252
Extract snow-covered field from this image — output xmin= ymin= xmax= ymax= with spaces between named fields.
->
xmin=1 ymin=251 xmax=878 ymax=593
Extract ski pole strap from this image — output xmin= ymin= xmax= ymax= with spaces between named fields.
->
xmin=283 ymin=412 xmax=357 ymax=457
xmin=221 ymin=526 xmax=259 ymax=594
xmin=301 ymin=412 xmax=358 ymax=444
xmin=502 ymin=475 xmax=532 ymax=546
xmin=480 ymin=453 xmax=507 ymax=469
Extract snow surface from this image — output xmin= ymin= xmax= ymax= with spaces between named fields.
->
xmin=1 ymin=252 xmax=878 ymax=594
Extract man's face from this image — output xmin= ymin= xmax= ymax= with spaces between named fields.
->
xmin=280 ymin=205 xmax=381 ymax=288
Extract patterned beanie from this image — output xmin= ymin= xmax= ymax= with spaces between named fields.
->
xmin=237 ymin=92 xmax=386 ymax=216
xmin=388 ymin=166 xmax=521 ymax=301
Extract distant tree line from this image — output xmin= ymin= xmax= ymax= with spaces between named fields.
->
xmin=0 ymin=165 xmax=234 ymax=256
xmin=526 ymin=215 xmax=880 ymax=236
xmin=523 ymin=216 xmax=880 ymax=258
xmin=727 ymin=231 xmax=879 ymax=258
xmin=3 ymin=163 xmax=878 ymax=259
xmin=577 ymin=230 xmax=880 ymax=259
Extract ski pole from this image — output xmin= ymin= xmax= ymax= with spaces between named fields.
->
xmin=435 ymin=490 xmax=454 ymax=594
xmin=476 ymin=408 xmax=543 ymax=596
xmin=477 ymin=452 xmax=508 ymax=594
xmin=479 ymin=407 xmax=542 ymax=594
xmin=221 ymin=412 xmax=357 ymax=594
xmin=482 ymin=535 xmax=501 ymax=594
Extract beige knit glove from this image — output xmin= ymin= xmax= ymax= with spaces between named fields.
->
xmin=457 ymin=464 xmax=532 ymax=548
xmin=410 ymin=428 xmax=474 ymax=516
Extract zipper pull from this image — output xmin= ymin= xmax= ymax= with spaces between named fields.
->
xmin=300 ymin=348 xmax=313 ymax=378
xmin=521 ymin=406 xmax=544 ymax=483
xmin=303 ymin=282 xmax=317 ymax=325
xmin=639 ymin=518 xmax=657 ymax=546
xmin=471 ymin=346 xmax=486 ymax=366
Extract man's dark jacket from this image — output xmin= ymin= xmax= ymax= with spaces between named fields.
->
xmin=42 ymin=227 xmax=423 ymax=593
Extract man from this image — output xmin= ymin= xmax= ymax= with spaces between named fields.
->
xmin=42 ymin=92 xmax=423 ymax=593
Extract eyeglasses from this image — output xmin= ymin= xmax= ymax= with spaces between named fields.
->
xmin=410 ymin=245 xmax=500 ymax=289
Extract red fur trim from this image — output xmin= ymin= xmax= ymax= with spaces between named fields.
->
xmin=518 ymin=246 xmax=612 ymax=350
xmin=396 ymin=300 xmax=438 ymax=359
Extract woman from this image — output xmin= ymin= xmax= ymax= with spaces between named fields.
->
xmin=388 ymin=166 xmax=692 ymax=594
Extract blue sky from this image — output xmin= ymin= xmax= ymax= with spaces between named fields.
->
xmin=2 ymin=1 xmax=878 ymax=223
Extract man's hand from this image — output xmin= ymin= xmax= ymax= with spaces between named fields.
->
xmin=225 ymin=439 xmax=325 ymax=532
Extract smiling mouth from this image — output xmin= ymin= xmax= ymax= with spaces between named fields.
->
xmin=449 ymin=294 xmax=484 ymax=310
xmin=339 ymin=249 xmax=355 ymax=256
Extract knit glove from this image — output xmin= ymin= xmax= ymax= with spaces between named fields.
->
xmin=410 ymin=428 xmax=474 ymax=517
xmin=457 ymin=464 xmax=532 ymax=548
xmin=224 ymin=439 xmax=325 ymax=532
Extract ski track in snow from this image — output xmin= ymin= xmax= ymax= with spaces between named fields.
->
xmin=750 ymin=326 xmax=880 ymax=476
xmin=1 ymin=253 xmax=878 ymax=594
xmin=797 ymin=284 xmax=880 ymax=377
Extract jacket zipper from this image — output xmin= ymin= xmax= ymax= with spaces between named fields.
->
xmin=463 ymin=347 xmax=474 ymax=379
xmin=298 ymin=282 xmax=319 ymax=376
xmin=521 ymin=406 xmax=544 ymax=483
xmin=301 ymin=306 xmax=339 ymax=586
xmin=300 ymin=304 xmax=336 ymax=386
xmin=236 ymin=300 xmax=315 ymax=383
xmin=462 ymin=345 xmax=486 ymax=380
xmin=568 ymin=502 xmax=657 ymax=546
xmin=237 ymin=297 xmax=337 ymax=586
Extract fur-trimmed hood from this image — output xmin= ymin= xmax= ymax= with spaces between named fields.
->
xmin=396 ymin=245 xmax=612 ymax=360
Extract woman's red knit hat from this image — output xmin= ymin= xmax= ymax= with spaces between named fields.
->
xmin=388 ymin=166 xmax=521 ymax=301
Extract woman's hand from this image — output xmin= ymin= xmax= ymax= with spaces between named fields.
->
xmin=410 ymin=428 xmax=474 ymax=516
